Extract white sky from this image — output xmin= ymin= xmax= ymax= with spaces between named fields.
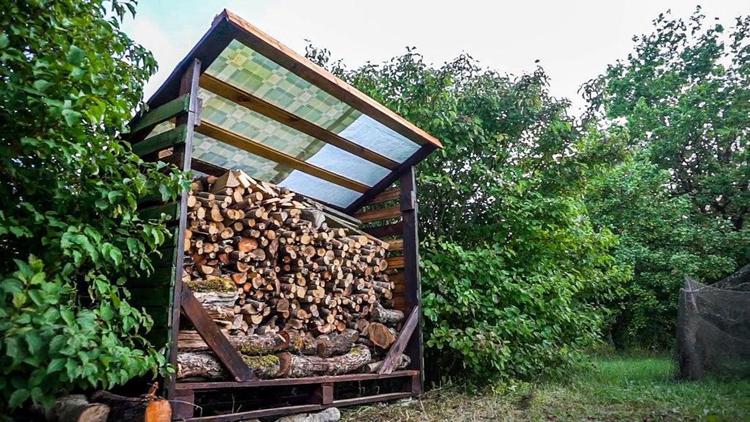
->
xmin=123 ymin=1 xmax=748 ymax=112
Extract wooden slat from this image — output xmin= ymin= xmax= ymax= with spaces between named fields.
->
xmin=365 ymin=222 xmax=403 ymax=238
xmin=181 ymin=287 xmax=254 ymax=381
xmin=355 ymin=205 xmax=401 ymax=224
xmin=386 ymin=256 xmax=405 ymax=270
xmin=379 ymin=306 xmax=419 ymax=374
xmin=367 ymin=188 xmax=400 ymax=205
xmin=132 ymin=125 xmax=187 ymax=157
xmin=175 ymin=370 xmax=419 ymax=390
xmin=130 ymin=94 xmax=190 ymax=135
xmin=191 ymin=158 xmax=226 ymax=176
xmin=200 ymin=74 xmax=398 ymax=170
xmin=221 ymin=10 xmax=442 ymax=150
xmin=195 ymin=121 xmax=369 ymax=193
xmin=332 ymin=392 xmax=412 ymax=407
xmin=187 ymin=404 xmax=323 ymax=422
xmin=387 ymin=238 xmax=404 ymax=251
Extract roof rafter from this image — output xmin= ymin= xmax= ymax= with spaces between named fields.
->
xmin=195 ymin=121 xmax=369 ymax=193
xmin=200 ymin=73 xmax=399 ymax=170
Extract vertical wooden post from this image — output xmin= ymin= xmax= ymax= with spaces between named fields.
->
xmin=172 ymin=389 xmax=195 ymax=420
xmin=399 ymin=165 xmax=424 ymax=395
xmin=166 ymin=59 xmax=202 ymax=401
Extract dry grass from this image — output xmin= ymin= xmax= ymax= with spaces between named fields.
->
xmin=341 ymin=355 xmax=750 ymax=421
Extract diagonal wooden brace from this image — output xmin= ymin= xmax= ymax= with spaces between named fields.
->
xmin=180 ymin=287 xmax=254 ymax=381
xmin=378 ymin=306 xmax=420 ymax=375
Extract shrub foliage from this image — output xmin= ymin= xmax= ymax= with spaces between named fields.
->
xmin=0 ymin=0 xmax=185 ymax=409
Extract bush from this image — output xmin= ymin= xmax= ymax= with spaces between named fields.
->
xmin=0 ymin=0 xmax=185 ymax=409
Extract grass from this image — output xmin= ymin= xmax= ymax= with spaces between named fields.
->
xmin=341 ymin=355 xmax=750 ymax=421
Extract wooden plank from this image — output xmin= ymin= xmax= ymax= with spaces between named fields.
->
xmin=195 ymin=121 xmax=369 ymax=193
xmin=367 ymin=188 xmax=400 ymax=205
xmin=173 ymin=389 xmax=195 ymax=420
xmin=200 ymin=74 xmax=398 ymax=170
xmin=191 ymin=158 xmax=226 ymax=176
xmin=387 ymin=238 xmax=404 ymax=251
xmin=132 ymin=125 xmax=187 ymax=157
xmin=174 ymin=370 xmax=419 ymax=390
xmin=346 ymin=144 xmax=435 ymax=214
xmin=220 ymin=10 xmax=442 ymax=150
xmin=399 ymin=166 xmax=424 ymax=394
xmin=187 ymin=404 xmax=323 ymax=422
xmin=332 ymin=392 xmax=412 ymax=407
xmin=130 ymin=94 xmax=190 ymax=135
xmin=167 ymin=59 xmax=204 ymax=402
xmin=364 ymin=222 xmax=403 ymax=238
xmin=386 ymin=256 xmax=405 ymax=270
xmin=355 ymin=205 xmax=401 ymax=224
xmin=379 ymin=306 xmax=419 ymax=374
xmin=181 ymin=287 xmax=254 ymax=381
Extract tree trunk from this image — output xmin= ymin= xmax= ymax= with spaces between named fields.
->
xmin=279 ymin=346 xmax=371 ymax=377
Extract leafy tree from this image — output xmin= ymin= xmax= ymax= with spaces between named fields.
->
xmin=307 ymin=47 xmax=629 ymax=380
xmin=0 ymin=0 xmax=185 ymax=410
xmin=583 ymin=8 xmax=750 ymax=347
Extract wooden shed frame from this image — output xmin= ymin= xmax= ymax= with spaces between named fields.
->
xmin=126 ymin=10 xmax=440 ymax=421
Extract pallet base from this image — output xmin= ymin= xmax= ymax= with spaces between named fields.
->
xmin=173 ymin=370 xmax=419 ymax=421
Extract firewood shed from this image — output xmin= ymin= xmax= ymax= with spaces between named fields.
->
xmin=125 ymin=9 xmax=442 ymax=421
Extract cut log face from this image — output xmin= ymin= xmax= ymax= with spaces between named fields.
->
xmin=181 ymin=170 xmax=405 ymax=380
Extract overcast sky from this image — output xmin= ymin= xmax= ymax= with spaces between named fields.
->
xmin=122 ymin=1 xmax=748 ymax=112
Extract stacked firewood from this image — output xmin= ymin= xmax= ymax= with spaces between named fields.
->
xmin=177 ymin=170 xmax=408 ymax=379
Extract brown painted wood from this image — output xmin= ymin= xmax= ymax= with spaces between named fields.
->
xmin=172 ymin=389 xmax=195 ymax=419
xmin=346 ymin=144 xmax=435 ymax=214
xmin=379 ymin=306 xmax=419 ymax=374
xmin=186 ymin=404 xmax=323 ymax=422
xmin=367 ymin=188 xmax=400 ymax=205
xmin=174 ymin=370 xmax=419 ymax=391
xmin=219 ymin=10 xmax=442 ymax=150
xmin=166 ymin=59 xmax=203 ymax=402
xmin=355 ymin=205 xmax=401 ymax=224
xmin=332 ymin=392 xmax=412 ymax=407
xmin=364 ymin=222 xmax=403 ymax=238
xmin=191 ymin=158 xmax=226 ymax=176
xmin=386 ymin=256 xmax=405 ymax=270
xmin=180 ymin=287 xmax=254 ymax=381
xmin=195 ymin=121 xmax=369 ymax=193
xmin=200 ymin=74 xmax=398 ymax=170
xmin=400 ymin=165 xmax=424 ymax=394
xmin=387 ymin=238 xmax=404 ymax=251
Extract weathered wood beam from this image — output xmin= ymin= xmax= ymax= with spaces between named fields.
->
xmin=180 ymin=287 xmax=254 ymax=381
xmin=200 ymin=74 xmax=398 ymax=170
xmin=378 ymin=306 xmax=419 ymax=374
xmin=355 ymin=205 xmax=401 ymax=224
xmin=195 ymin=121 xmax=369 ymax=193
xmin=367 ymin=188 xmax=400 ymax=206
xmin=130 ymin=94 xmax=190 ymax=136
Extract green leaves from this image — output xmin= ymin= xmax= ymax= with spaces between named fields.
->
xmin=0 ymin=0 xmax=185 ymax=411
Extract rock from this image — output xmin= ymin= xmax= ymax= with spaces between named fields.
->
xmin=276 ymin=407 xmax=340 ymax=422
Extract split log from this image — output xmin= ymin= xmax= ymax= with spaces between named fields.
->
xmin=89 ymin=389 xmax=170 ymax=422
xmin=279 ymin=346 xmax=371 ymax=377
xmin=367 ymin=322 xmax=396 ymax=349
xmin=371 ymin=303 xmax=404 ymax=326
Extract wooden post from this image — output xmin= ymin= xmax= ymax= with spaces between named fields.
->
xmin=167 ymin=58 xmax=202 ymax=401
xmin=172 ymin=389 xmax=195 ymax=420
xmin=399 ymin=165 xmax=424 ymax=395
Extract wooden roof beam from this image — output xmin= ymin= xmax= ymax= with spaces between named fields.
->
xmin=195 ymin=121 xmax=369 ymax=193
xmin=200 ymin=74 xmax=399 ymax=170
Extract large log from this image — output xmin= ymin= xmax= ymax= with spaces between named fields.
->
xmin=176 ymin=352 xmax=285 ymax=379
xmin=279 ymin=346 xmax=371 ymax=377
xmin=315 ymin=329 xmax=358 ymax=358
xmin=49 ymin=395 xmax=110 ymax=422
xmin=367 ymin=322 xmax=396 ymax=349
xmin=178 ymin=330 xmax=289 ymax=355
xmin=371 ymin=303 xmax=404 ymax=326
xmin=363 ymin=354 xmax=411 ymax=373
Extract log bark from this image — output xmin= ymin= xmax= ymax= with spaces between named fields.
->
xmin=50 ymin=395 xmax=110 ymax=422
xmin=279 ymin=346 xmax=371 ymax=377
xmin=178 ymin=330 xmax=289 ymax=355
xmin=371 ymin=303 xmax=404 ymax=326
xmin=315 ymin=329 xmax=358 ymax=358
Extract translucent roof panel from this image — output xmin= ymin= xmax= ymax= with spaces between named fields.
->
xmin=143 ymin=10 xmax=442 ymax=210
xmin=198 ymin=88 xmax=390 ymax=186
xmin=204 ymin=39 xmax=422 ymax=163
xmin=193 ymin=132 xmax=361 ymax=207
